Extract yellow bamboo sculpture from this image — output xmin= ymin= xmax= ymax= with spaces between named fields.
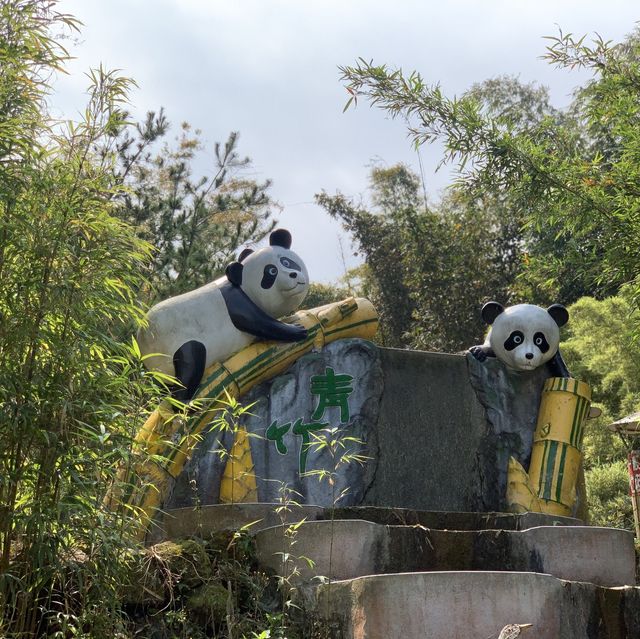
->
xmin=506 ymin=377 xmax=592 ymax=516
xmin=113 ymin=297 xmax=378 ymax=535
xmin=219 ymin=425 xmax=258 ymax=504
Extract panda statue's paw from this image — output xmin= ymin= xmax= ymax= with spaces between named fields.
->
xmin=292 ymin=324 xmax=308 ymax=340
xmin=468 ymin=345 xmax=489 ymax=361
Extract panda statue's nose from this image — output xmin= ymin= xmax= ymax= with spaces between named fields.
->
xmin=289 ymin=272 xmax=297 ymax=279
xmin=525 ymin=352 xmax=534 ymax=360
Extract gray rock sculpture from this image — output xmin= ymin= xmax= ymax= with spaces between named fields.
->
xmin=164 ymin=339 xmax=584 ymax=516
xmin=166 ymin=338 xmax=383 ymax=509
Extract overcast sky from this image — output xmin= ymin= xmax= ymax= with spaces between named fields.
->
xmin=54 ymin=0 xmax=640 ymax=283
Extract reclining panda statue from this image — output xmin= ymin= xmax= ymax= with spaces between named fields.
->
xmin=468 ymin=301 xmax=571 ymax=378
xmin=138 ymin=229 xmax=309 ymax=401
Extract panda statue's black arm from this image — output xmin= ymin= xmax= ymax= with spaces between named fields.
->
xmin=220 ymin=283 xmax=308 ymax=342
xmin=468 ymin=344 xmax=495 ymax=362
xmin=547 ymin=350 xmax=571 ymax=378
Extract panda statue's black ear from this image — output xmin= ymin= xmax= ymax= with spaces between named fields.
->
xmin=269 ymin=229 xmax=292 ymax=249
xmin=238 ymin=248 xmax=254 ymax=262
xmin=547 ymin=304 xmax=569 ymax=327
xmin=225 ymin=261 xmax=243 ymax=286
xmin=481 ymin=301 xmax=504 ymax=325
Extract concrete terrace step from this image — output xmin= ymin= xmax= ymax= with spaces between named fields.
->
xmin=255 ymin=519 xmax=636 ymax=587
xmin=324 ymin=506 xmax=583 ymax=530
xmin=313 ymin=571 xmax=640 ymax=639
xmin=149 ymin=502 xmax=325 ymax=542
xmin=151 ymin=503 xmax=582 ymax=542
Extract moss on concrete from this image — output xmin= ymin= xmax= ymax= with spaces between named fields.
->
xmin=186 ymin=582 xmax=229 ymax=624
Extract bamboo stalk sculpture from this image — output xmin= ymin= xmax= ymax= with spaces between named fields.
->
xmin=506 ymin=377 xmax=592 ymax=516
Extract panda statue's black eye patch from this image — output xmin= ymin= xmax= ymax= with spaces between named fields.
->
xmin=279 ymin=256 xmax=301 ymax=271
xmin=261 ymin=264 xmax=278 ymax=289
xmin=504 ymin=330 xmax=525 ymax=351
xmin=533 ymin=331 xmax=550 ymax=353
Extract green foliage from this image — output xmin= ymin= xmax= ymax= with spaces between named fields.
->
xmin=563 ymin=294 xmax=640 ymax=419
xmin=562 ymin=293 xmax=638 ymax=468
xmin=585 ymin=460 xmax=633 ymax=530
xmin=339 ymin=29 xmax=640 ymax=312
xmin=0 ymin=0 xmax=76 ymax=185
xmin=559 ymin=294 xmax=638 ymax=527
xmin=127 ymin=532 xmax=290 ymax=639
xmin=580 ymin=410 xmax=627 ymax=472
xmin=317 ymin=164 xmax=518 ymax=351
xmin=113 ymin=116 xmax=277 ymax=302
xmin=0 ymin=2 xmax=167 ymax=635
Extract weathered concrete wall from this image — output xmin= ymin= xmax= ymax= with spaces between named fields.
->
xmin=315 ymin=571 xmax=640 ymax=639
xmin=361 ymin=348 xmax=490 ymax=511
xmin=165 ymin=340 xmax=571 ymax=514
xmin=255 ymin=519 xmax=635 ymax=587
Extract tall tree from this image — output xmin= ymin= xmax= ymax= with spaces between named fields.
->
xmin=318 ymin=164 xmax=518 ymax=351
xmin=113 ymin=114 xmax=276 ymax=301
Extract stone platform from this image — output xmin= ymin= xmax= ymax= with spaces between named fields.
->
xmin=316 ymin=571 xmax=640 ymax=639
xmin=165 ymin=341 xmax=573 ymax=515
xmin=150 ymin=503 xmax=579 ymax=542
xmin=159 ymin=504 xmax=639 ymax=638
xmin=256 ymin=519 xmax=635 ymax=587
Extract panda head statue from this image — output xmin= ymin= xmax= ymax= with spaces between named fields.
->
xmin=477 ymin=301 xmax=569 ymax=372
xmin=226 ymin=229 xmax=309 ymax=317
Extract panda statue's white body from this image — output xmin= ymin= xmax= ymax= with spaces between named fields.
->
xmin=138 ymin=276 xmax=258 ymax=376
xmin=469 ymin=301 xmax=570 ymax=377
xmin=137 ymin=229 xmax=309 ymax=400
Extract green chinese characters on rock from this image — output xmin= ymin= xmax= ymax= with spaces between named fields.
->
xmin=266 ymin=367 xmax=354 ymax=474
xmin=311 ymin=367 xmax=354 ymax=423
xmin=266 ymin=418 xmax=329 ymax=475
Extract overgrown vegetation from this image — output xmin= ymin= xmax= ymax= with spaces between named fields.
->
xmin=0 ymin=2 xmax=158 ymax=634
xmin=0 ymin=2 xmax=280 ymax=636
xmin=127 ymin=532 xmax=294 ymax=639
